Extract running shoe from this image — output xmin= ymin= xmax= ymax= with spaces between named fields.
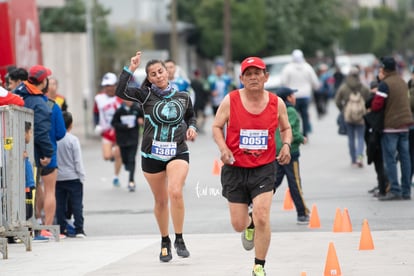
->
xmin=356 ymin=155 xmax=364 ymax=168
xmin=75 ymin=229 xmax=87 ymax=238
xmin=367 ymin=186 xmax=378 ymax=194
xmin=76 ymin=232 xmax=86 ymax=238
xmin=252 ymin=264 xmax=266 ymax=276
xmin=32 ymin=235 xmax=49 ymax=243
xmin=40 ymin=229 xmax=52 ymax=237
xmin=241 ymin=227 xmax=255 ymax=251
xmin=40 ymin=229 xmax=66 ymax=240
xmin=65 ymin=220 xmax=76 ymax=237
xmin=128 ymin=182 xmax=136 ymax=192
xmin=113 ymin=177 xmax=120 ymax=187
xmin=174 ymin=238 xmax=190 ymax=258
xmin=297 ymin=215 xmax=310 ymax=225
xmin=159 ymin=241 xmax=172 ymax=262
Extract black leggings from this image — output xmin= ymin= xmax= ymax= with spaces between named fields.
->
xmin=120 ymin=144 xmax=138 ymax=182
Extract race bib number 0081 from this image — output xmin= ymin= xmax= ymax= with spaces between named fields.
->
xmin=239 ymin=129 xmax=268 ymax=150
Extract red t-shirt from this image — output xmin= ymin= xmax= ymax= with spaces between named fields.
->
xmin=226 ymin=90 xmax=278 ymax=168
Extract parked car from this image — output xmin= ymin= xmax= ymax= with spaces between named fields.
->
xmin=335 ymin=53 xmax=377 ymax=75
xmin=262 ymin=55 xmax=292 ymax=93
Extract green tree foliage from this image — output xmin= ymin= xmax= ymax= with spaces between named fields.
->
xmin=39 ymin=0 xmax=86 ymax=32
xmin=340 ymin=4 xmax=414 ymax=58
xmin=263 ymin=0 xmax=303 ymax=55
xmin=264 ymin=0 xmax=345 ymax=57
xmin=181 ymin=0 xmax=266 ymax=61
xmin=399 ymin=16 xmax=414 ymax=58
xmin=177 ymin=0 xmax=345 ymax=60
xmin=343 ymin=19 xmax=388 ymax=54
xmin=231 ymin=0 xmax=266 ymax=60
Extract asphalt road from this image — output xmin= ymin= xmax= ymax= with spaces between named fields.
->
xmin=82 ymin=101 xmax=414 ymax=237
xmin=2 ymin=100 xmax=414 ymax=276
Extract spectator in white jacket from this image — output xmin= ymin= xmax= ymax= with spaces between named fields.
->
xmin=281 ymin=49 xmax=320 ymax=137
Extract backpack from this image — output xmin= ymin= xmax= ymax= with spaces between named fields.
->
xmin=343 ymin=92 xmax=366 ymax=124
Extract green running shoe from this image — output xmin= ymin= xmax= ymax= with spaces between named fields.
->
xmin=241 ymin=227 xmax=255 ymax=251
xmin=252 ymin=264 xmax=266 ymax=276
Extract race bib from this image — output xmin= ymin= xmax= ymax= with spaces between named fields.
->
xmin=120 ymin=115 xmax=136 ymax=128
xmin=239 ymin=129 xmax=268 ymax=150
xmin=151 ymin=140 xmax=177 ymax=160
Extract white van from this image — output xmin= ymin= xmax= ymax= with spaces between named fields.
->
xmin=335 ymin=53 xmax=377 ymax=75
xmin=262 ymin=55 xmax=292 ymax=92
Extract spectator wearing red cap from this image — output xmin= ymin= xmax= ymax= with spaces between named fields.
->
xmin=14 ymin=65 xmax=54 ymax=168
xmin=14 ymin=65 xmax=59 ymax=237
xmin=212 ymin=56 xmax=292 ymax=276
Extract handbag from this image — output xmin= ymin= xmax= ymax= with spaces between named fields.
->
xmin=337 ymin=112 xmax=347 ymax=135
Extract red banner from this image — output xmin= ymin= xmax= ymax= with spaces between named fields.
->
xmin=0 ymin=0 xmax=43 ymax=83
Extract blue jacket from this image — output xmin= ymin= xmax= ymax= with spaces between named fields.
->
xmin=44 ymin=97 xmax=66 ymax=168
xmin=14 ymin=82 xmax=54 ymax=166
xmin=25 ymin=157 xmax=35 ymax=188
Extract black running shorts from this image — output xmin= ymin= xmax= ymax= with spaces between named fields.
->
xmin=141 ymin=153 xmax=189 ymax=173
xmin=221 ymin=161 xmax=276 ymax=204
xmin=40 ymin=167 xmax=57 ymax=176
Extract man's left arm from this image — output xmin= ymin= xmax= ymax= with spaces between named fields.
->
xmin=276 ymin=98 xmax=292 ymax=165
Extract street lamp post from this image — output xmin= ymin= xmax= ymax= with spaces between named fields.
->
xmin=170 ymin=0 xmax=178 ymax=61
xmin=223 ymin=0 xmax=231 ymax=72
xmin=85 ymin=0 xmax=96 ymax=138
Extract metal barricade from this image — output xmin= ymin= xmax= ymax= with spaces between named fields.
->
xmin=0 ymin=105 xmax=33 ymax=258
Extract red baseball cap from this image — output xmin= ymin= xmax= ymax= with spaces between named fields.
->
xmin=241 ymin=57 xmax=266 ymax=74
xmin=28 ymin=65 xmax=52 ymax=83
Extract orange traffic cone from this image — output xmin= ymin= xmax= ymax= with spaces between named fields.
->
xmin=324 ymin=242 xmax=342 ymax=276
xmin=308 ymin=204 xmax=321 ymax=229
xmin=341 ymin=208 xmax=352 ymax=232
xmin=282 ymin=188 xmax=294 ymax=210
xmin=359 ymin=219 xmax=374 ymax=250
xmin=212 ymin=159 xmax=221 ymax=175
xmin=332 ymin=208 xmax=343 ymax=232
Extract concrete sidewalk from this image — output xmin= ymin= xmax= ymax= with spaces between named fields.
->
xmin=1 ymin=230 xmax=414 ymax=275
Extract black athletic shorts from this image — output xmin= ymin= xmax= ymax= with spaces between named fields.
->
xmin=141 ymin=153 xmax=189 ymax=173
xmin=221 ymin=161 xmax=276 ymax=204
xmin=40 ymin=167 xmax=57 ymax=176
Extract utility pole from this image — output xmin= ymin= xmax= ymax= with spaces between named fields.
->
xmin=223 ymin=0 xmax=231 ymax=72
xmin=85 ymin=0 xmax=96 ymax=138
xmin=170 ymin=0 xmax=178 ymax=61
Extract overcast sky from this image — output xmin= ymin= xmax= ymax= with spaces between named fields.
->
xmin=97 ymin=0 xmax=170 ymax=25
